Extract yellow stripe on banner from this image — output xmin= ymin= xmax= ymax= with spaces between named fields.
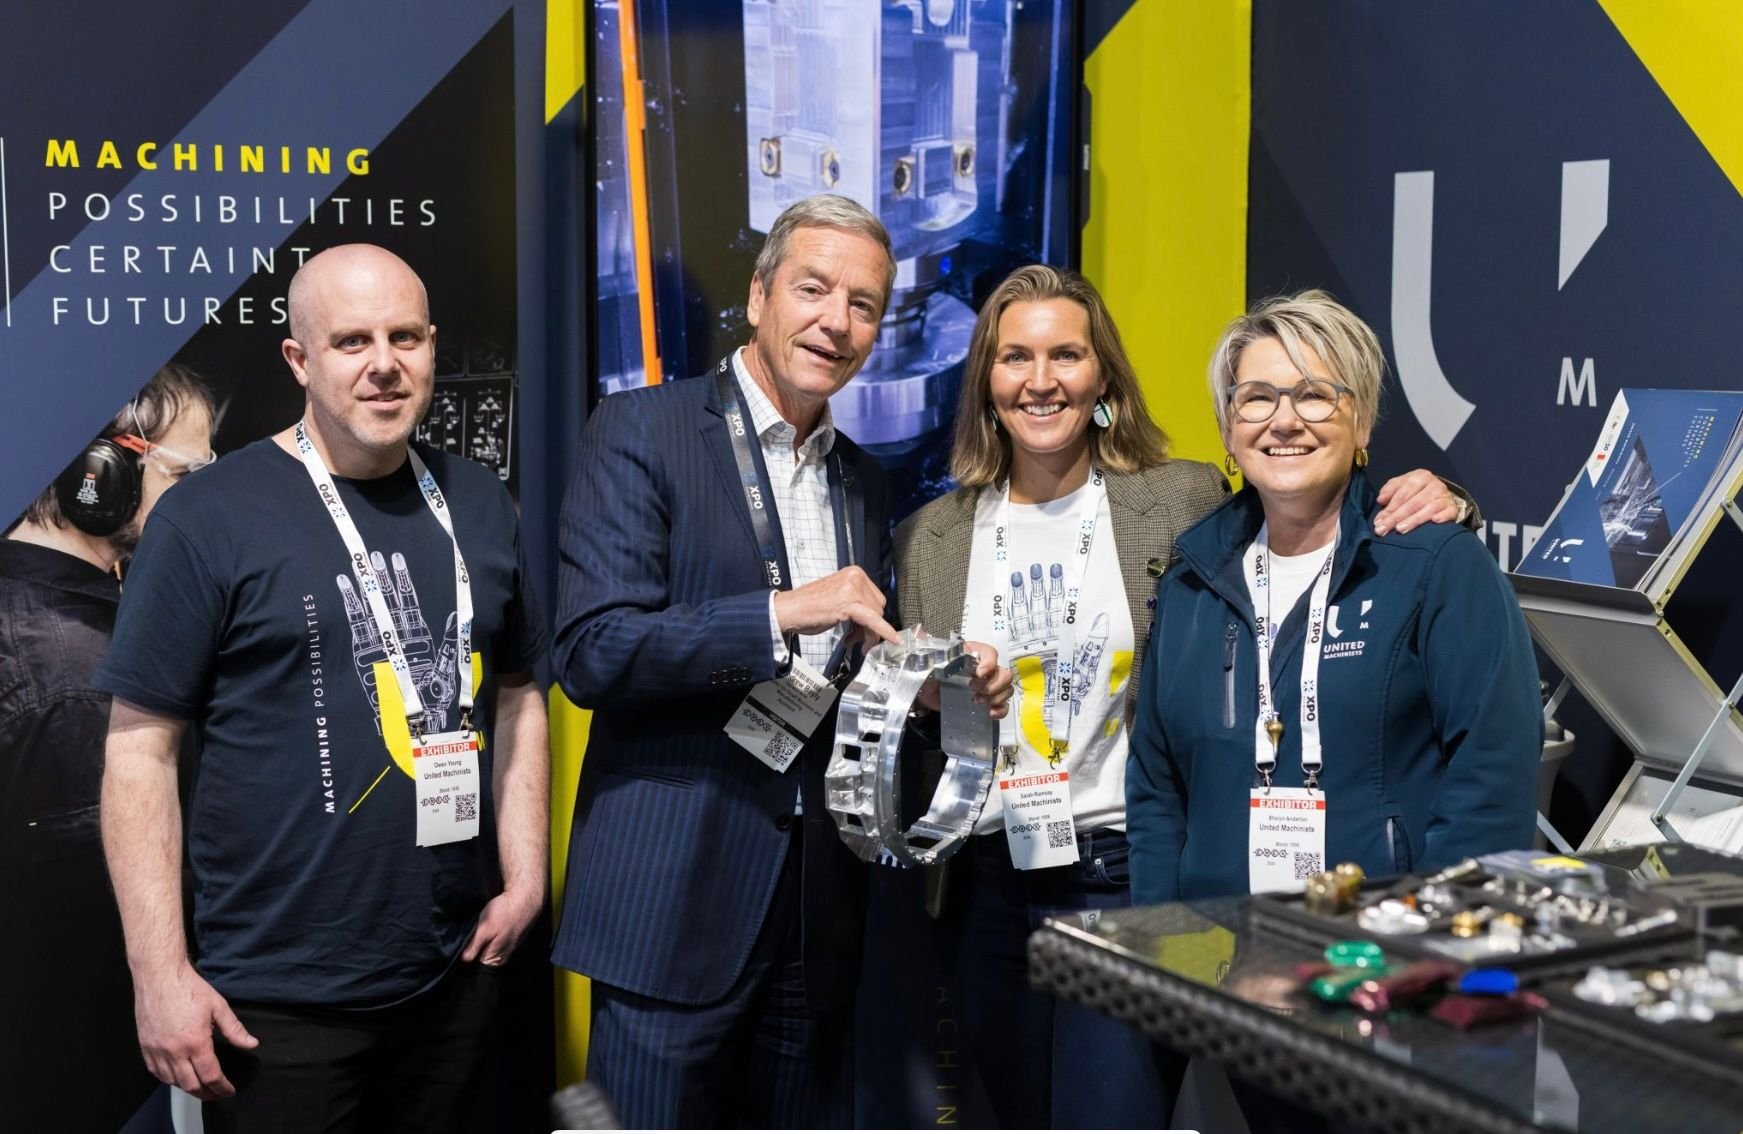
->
xmin=546 ymin=0 xmax=586 ymax=124
xmin=1598 ymin=1 xmax=1743 ymax=200
xmin=1083 ymin=0 xmax=1252 ymax=472
xmin=550 ymin=690 xmax=592 ymax=1087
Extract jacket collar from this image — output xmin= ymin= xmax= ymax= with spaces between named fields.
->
xmin=1176 ymin=469 xmax=1380 ymax=618
xmin=0 ymin=538 xmax=121 ymax=604
xmin=924 ymin=464 xmax=1158 ymax=536
xmin=1103 ymin=466 xmax=1165 ymax=518
xmin=699 ymin=354 xmax=869 ymax=572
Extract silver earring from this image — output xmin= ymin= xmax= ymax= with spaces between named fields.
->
xmin=988 ymin=404 xmax=1002 ymax=431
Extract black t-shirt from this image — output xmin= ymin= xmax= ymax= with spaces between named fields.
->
xmin=95 ymin=439 xmax=546 ymax=1007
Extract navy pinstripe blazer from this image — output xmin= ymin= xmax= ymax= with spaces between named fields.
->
xmin=550 ymin=366 xmax=887 ymax=1009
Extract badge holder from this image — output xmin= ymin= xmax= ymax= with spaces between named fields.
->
xmin=826 ymin=627 xmax=999 ymax=866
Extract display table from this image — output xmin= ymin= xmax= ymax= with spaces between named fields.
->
xmin=1029 ymin=848 xmax=1743 ymax=1134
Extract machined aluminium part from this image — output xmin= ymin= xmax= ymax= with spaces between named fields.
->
xmin=826 ymin=627 xmax=999 ymax=867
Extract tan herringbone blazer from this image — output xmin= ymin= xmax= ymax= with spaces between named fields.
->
xmin=893 ymin=460 xmax=1231 ymax=728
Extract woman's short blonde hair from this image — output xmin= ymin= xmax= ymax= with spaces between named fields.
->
xmin=1206 ymin=289 xmax=1385 ymax=435
xmin=951 ymin=265 xmax=1170 ymax=488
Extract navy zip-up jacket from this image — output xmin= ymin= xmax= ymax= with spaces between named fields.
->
xmin=1127 ymin=470 xmax=1541 ymax=904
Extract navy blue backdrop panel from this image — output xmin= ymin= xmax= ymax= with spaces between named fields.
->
xmin=1247 ymin=0 xmax=1743 ymax=836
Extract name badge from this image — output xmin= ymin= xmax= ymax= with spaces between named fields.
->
xmin=415 ymin=731 xmax=482 ymax=847
xmin=725 ymin=656 xmax=839 ymax=774
xmin=1000 ymin=768 xmax=1078 ymax=870
xmin=1248 ymin=787 xmax=1327 ymax=893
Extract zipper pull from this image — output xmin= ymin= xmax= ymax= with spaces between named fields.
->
xmin=1223 ymin=622 xmax=1238 ymax=669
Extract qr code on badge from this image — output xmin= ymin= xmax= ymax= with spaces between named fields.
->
xmin=1293 ymin=851 xmax=1322 ymax=880
xmin=455 ymin=792 xmax=477 ymax=822
xmin=1047 ymin=820 xmax=1073 ymax=849
xmin=765 ymin=731 xmax=801 ymax=767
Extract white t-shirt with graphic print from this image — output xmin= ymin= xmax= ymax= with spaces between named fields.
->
xmin=962 ymin=480 xmax=1135 ymax=835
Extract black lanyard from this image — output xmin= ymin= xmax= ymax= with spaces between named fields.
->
xmin=714 ymin=361 xmax=857 ymax=670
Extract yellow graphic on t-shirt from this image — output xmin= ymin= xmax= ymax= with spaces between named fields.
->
xmin=1014 ymin=643 xmax=1139 ymax=758
xmin=1014 ymin=654 xmax=1063 ymax=764
xmin=1105 ymin=650 xmax=1134 ymax=737
xmin=348 ymin=651 xmax=486 ymax=814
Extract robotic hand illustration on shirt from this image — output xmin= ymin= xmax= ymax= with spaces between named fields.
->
xmin=337 ymin=551 xmax=460 ymax=736
xmin=1006 ymin=563 xmax=1110 ymax=767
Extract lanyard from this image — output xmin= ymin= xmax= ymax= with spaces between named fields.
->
xmin=969 ymin=468 xmax=1106 ymax=757
xmin=1243 ymin=522 xmax=1336 ymax=790
xmin=714 ymin=361 xmax=855 ymax=666
xmin=294 ymin=421 xmax=475 ymax=741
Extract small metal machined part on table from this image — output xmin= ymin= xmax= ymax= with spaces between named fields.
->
xmin=825 ymin=626 xmax=1000 ymax=867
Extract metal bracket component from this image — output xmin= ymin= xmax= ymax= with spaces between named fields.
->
xmin=826 ymin=626 xmax=999 ymax=867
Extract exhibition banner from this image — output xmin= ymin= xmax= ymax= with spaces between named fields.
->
xmin=1243 ymin=0 xmax=1743 ymax=840
xmin=1247 ymin=0 xmax=1743 ymax=577
xmin=0 ymin=0 xmax=541 ymax=523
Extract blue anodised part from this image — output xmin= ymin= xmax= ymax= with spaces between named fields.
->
xmin=1458 ymin=968 xmax=1519 ymax=996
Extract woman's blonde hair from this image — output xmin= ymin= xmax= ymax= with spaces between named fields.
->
xmin=1206 ymin=289 xmax=1385 ymax=435
xmin=950 ymin=265 xmax=1170 ymax=487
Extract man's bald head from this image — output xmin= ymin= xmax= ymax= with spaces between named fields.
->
xmin=286 ymin=244 xmax=431 ymax=348
xmin=279 ymin=244 xmax=438 ymax=478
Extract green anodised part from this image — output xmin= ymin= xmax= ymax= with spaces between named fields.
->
xmin=1325 ymin=940 xmax=1386 ymax=969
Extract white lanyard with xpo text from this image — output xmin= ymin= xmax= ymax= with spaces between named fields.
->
xmin=1242 ymin=522 xmax=1336 ymax=893
xmin=294 ymin=422 xmax=480 ymax=845
xmin=971 ymin=469 xmax=1105 ymax=870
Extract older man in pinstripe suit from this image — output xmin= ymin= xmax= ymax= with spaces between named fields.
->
xmin=553 ymin=196 xmax=996 ymax=1128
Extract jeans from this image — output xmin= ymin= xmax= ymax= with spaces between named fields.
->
xmin=949 ymin=828 xmax=1182 ymax=1129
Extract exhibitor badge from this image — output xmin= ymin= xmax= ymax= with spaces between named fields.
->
xmin=414 ymin=731 xmax=482 ymax=846
xmin=1248 ymin=788 xmax=1327 ymax=894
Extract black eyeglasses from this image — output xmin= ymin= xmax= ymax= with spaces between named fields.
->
xmin=1227 ymin=378 xmax=1352 ymax=424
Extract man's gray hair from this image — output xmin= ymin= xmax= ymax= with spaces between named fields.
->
xmin=752 ymin=194 xmax=897 ymax=308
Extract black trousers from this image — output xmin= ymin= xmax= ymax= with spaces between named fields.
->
xmin=203 ymin=960 xmax=501 ymax=1134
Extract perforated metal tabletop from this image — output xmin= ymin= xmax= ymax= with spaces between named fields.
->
xmin=1030 ymin=898 xmax=1743 ymax=1134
